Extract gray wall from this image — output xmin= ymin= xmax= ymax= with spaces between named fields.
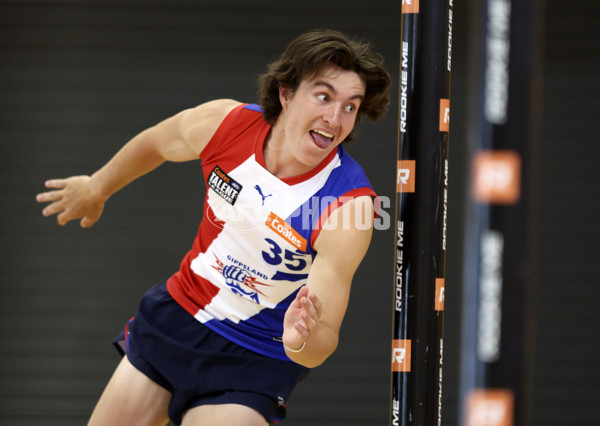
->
xmin=0 ymin=1 xmax=598 ymax=425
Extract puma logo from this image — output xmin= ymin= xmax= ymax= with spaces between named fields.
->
xmin=254 ymin=185 xmax=272 ymax=206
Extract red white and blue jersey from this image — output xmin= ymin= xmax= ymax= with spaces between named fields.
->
xmin=166 ymin=103 xmax=376 ymax=361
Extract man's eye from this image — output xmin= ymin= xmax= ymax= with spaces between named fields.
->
xmin=345 ymin=104 xmax=356 ymax=112
xmin=317 ymin=93 xmax=329 ymax=102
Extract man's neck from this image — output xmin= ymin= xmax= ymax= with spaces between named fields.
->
xmin=263 ymin=129 xmax=312 ymax=179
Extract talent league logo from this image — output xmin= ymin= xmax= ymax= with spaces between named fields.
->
xmin=207 ymin=166 xmax=242 ymax=205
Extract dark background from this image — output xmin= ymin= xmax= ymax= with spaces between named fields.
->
xmin=1 ymin=1 xmax=598 ymax=425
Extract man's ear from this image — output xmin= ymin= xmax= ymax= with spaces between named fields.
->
xmin=279 ymin=85 xmax=292 ymax=111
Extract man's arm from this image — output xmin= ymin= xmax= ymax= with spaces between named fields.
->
xmin=36 ymin=99 xmax=240 ymax=227
xmin=282 ymin=195 xmax=374 ymax=368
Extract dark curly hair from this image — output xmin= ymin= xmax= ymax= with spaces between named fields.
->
xmin=258 ymin=29 xmax=392 ymax=143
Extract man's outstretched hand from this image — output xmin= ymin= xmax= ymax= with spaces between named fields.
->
xmin=36 ymin=176 xmax=105 ymax=228
xmin=282 ymin=286 xmax=323 ymax=352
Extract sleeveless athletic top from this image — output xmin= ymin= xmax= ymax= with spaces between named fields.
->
xmin=166 ymin=103 xmax=376 ymax=361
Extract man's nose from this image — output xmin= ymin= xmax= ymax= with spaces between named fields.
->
xmin=323 ymin=104 xmax=341 ymax=128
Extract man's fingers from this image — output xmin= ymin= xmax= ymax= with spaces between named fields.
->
xmin=301 ymin=296 xmax=321 ymax=321
xmin=291 ymin=287 xmax=308 ymax=309
xmin=308 ymin=292 xmax=322 ymax=317
xmin=37 ymin=179 xmax=68 ymax=207
xmin=294 ymin=321 xmax=309 ymax=337
xmin=42 ymin=201 xmax=65 ymax=217
xmin=44 ymin=179 xmax=66 ymax=189
xmin=297 ymin=302 xmax=320 ymax=334
xmin=80 ymin=215 xmax=97 ymax=228
xmin=57 ymin=209 xmax=77 ymax=226
xmin=36 ymin=190 xmax=63 ymax=204
xmin=37 ymin=179 xmax=68 ymax=205
xmin=297 ymin=286 xmax=309 ymax=299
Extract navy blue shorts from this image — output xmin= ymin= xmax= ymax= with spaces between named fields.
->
xmin=113 ymin=282 xmax=309 ymax=425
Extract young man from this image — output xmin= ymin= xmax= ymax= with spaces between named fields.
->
xmin=36 ymin=29 xmax=391 ymax=425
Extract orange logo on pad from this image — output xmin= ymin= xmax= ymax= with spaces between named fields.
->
xmin=435 ymin=278 xmax=445 ymax=311
xmin=402 ymin=0 xmax=420 ymax=13
xmin=472 ymin=150 xmax=521 ymax=205
xmin=266 ymin=212 xmax=307 ymax=251
xmin=397 ymin=160 xmax=416 ymax=193
xmin=440 ymin=99 xmax=450 ymax=132
xmin=392 ymin=339 xmax=412 ymax=372
xmin=466 ymin=389 xmax=514 ymax=426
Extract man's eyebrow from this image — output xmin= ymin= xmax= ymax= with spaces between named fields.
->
xmin=313 ymin=81 xmax=364 ymax=101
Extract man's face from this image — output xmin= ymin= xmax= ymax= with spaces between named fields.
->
xmin=279 ymin=65 xmax=366 ymax=169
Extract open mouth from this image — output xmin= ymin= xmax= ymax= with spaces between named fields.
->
xmin=310 ymin=129 xmax=335 ymax=149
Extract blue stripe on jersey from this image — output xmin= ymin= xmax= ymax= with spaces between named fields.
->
xmin=243 ymin=103 xmax=264 ymax=113
xmin=286 ymin=146 xmax=374 ymax=250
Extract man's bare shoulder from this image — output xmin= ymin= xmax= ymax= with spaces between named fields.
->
xmin=179 ymin=99 xmax=243 ymax=154
xmin=199 ymin=98 xmax=242 ymax=112
xmin=190 ymin=98 xmax=243 ymax=122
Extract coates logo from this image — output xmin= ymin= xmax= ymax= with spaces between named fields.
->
xmin=402 ymin=0 xmax=419 ymax=13
xmin=440 ymin=98 xmax=450 ymax=132
xmin=391 ymin=339 xmax=411 ymax=372
xmin=466 ymin=389 xmax=514 ymax=426
xmin=266 ymin=212 xmax=307 ymax=252
xmin=471 ymin=150 xmax=521 ymax=205
xmin=397 ymin=160 xmax=416 ymax=193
